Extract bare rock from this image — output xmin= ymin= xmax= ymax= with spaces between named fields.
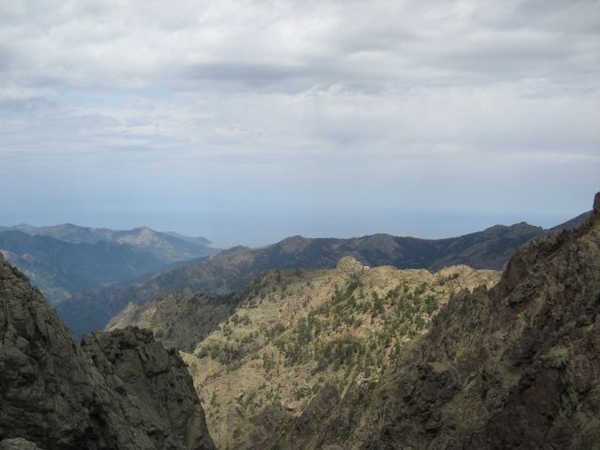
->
xmin=336 ymin=256 xmax=364 ymax=275
xmin=81 ymin=327 xmax=215 ymax=450
xmin=0 ymin=255 xmax=215 ymax=450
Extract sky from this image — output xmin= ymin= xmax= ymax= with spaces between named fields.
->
xmin=1 ymin=0 xmax=599 ymax=248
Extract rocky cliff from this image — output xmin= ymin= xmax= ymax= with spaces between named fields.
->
xmin=0 ymin=255 xmax=215 ymax=450
xmin=284 ymin=192 xmax=600 ymax=449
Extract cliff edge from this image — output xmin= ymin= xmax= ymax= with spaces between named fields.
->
xmin=0 ymin=255 xmax=214 ymax=450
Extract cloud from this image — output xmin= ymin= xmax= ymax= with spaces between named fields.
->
xmin=3 ymin=0 xmax=598 ymax=96
xmin=0 ymin=0 xmax=598 ymax=244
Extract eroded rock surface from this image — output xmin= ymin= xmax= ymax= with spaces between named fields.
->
xmin=0 ymin=255 xmax=214 ymax=450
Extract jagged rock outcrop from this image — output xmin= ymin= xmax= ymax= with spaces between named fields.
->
xmin=0 ymin=255 xmax=215 ymax=450
xmin=288 ymin=193 xmax=600 ymax=449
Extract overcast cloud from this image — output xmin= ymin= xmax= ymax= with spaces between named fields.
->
xmin=1 ymin=0 xmax=599 ymax=247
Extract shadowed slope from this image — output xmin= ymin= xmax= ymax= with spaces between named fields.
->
xmin=0 ymin=255 xmax=215 ymax=450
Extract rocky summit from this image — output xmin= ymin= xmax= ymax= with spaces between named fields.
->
xmin=0 ymin=254 xmax=215 ymax=450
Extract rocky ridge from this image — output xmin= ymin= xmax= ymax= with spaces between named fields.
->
xmin=155 ymin=260 xmax=500 ymax=449
xmin=279 ymin=192 xmax=600 ymax=449
xmin=0 ymin=254 xmax=215 ymax=450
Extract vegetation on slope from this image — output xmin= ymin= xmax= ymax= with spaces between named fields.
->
xmin=181 ymin=258 xmax=500 ymax=449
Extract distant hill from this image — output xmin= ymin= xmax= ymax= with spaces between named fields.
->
xmin=0 ymin=223 xmax=214 ymax=261
xmin=58 ymin=221 xmax=550 ymax=337
xmin=0 ymin=224 xmax=217 ymax=304
xmin=546 ymin=210 xmax=591 ymax=233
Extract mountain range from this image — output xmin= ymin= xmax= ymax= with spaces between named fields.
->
xmin=58 ymin=216 xmax=586 ymax=337
xmin=0 ymin=224 xmax=216 ymax=304
xmin=0 ymin=223 xmax=212 ymax=258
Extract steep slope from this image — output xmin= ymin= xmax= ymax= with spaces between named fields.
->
xmin=122 ymin=259 xmax=499 ymax=449
xmin=282 ymin=192 xmax=600 ymax=449
xmin=0 ymin=254 xmax=215 ymax=450
xmin=61 ymin=221 xmax=543 ymax=337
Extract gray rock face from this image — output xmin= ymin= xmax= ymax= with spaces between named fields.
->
xmin=0 ymin=256 xmax=215 ymax=450
xmin=81 ymin=328 xmax=215 ymax=450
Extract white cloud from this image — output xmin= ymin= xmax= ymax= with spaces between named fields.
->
xmin=0 ymin=0 xmax=598 ymax=244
